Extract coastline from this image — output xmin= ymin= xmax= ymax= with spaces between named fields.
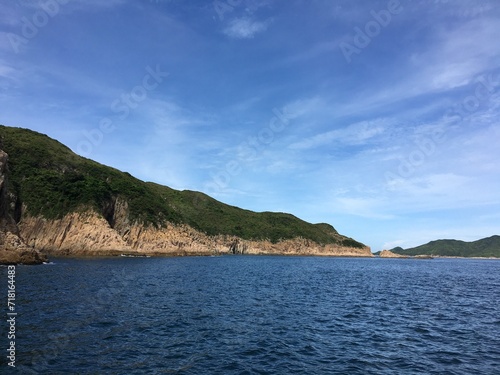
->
xmin=373 ymin=254 xmax=500 ymax=260
xmin=4 ymin=252 xmax=498 ymax=265
xmin=429 ymin=255 xmax=500 ymax=260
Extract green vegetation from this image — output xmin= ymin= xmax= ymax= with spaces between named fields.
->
xmin=0 ymin=125 xmax=365 ymax=247
xmin=391 ymin=236 xmax=500 ymax=257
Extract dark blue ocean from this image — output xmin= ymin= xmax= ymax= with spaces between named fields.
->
xmin=1 ymin=256 xmax=499 ymax=374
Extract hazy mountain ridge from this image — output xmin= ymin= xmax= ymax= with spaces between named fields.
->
xmin=390 ymin=236 xmax=500 ymax=258
xmin=0 ymin=125 xmax=370 ymax=262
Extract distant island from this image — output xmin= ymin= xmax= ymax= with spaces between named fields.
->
xmin=375 ymin=236 xmax=500 ymax=258
xmin=0 ymin=125 xmax=371 ymax=264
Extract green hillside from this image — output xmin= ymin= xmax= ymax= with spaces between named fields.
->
xmin=0 ymin=125 xmax=364 ymax=247
xmin=391 ymin=236 xmax=500 ymax=257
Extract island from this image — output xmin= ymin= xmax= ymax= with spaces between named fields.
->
xmin=388 ymin=237 xmax=500 ymax=258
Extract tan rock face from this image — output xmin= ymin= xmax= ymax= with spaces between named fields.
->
xmin=0 ymin=231 xmax=47 ymax=264
xmin=379 ymin=249 xmax=407 ymax=258
xmin=17 ymin=210 xmax=373 ymax=258
xmin=20 ymin=211 xmax=130 ymax=255
xmin=0 ymin=150 xmax=47 ymax=264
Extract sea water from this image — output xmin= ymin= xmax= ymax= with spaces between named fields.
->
xmin=2 ymin=256 xmax=499 ymax=374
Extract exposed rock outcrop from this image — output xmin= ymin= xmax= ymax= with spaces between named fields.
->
xmin=0 ymin=231 xmax=47 ymax=265
xmin=0 ymin=150 xmax=47 ymax=264
xmin=20 ymin=211 xmax=130 ymax=256
xmin=379 ymin=249 xmax=408 ymax=258
xmin=17 ymin=210 xmax=373 ymax=258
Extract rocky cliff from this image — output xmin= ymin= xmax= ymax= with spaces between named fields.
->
xmin=18 ymin=210 xmax=372 ymax=258
xmin=0 ymin=150 xmax=47 ymax=264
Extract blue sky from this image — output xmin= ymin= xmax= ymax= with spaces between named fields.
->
xmin=1 ymin=0 xmax=500 ymax=251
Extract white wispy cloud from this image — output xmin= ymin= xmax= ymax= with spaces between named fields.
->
xmin=386 ymin=173 xmax=469 ymax=196
xmin=93 ymin=97 xmax=211 ymax=190
xmin=334 ymin=197 xmax=396 ymax=220
xmin=223 ymin=17 xmax=270 ymax=39
xmin=333 ymin=17 xmax=500 ymax=119
xmin=0 ymin=60 xmax=15 ymax=79
xmin=420 ymin=0 xmax=496 ymax=20
xmin=424 ymin=18 xmax=499 ymax=90
xmin=290 ymin=118 xmax=389 ymax=150
xmin=0 ymin=0 xmax=127 ymax=29
xmin=281 ymin=97 xmax=323 ymax=120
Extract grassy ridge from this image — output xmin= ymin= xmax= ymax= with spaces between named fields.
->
xmin=391 ymin=236 xmax=500 ymax=257
xmin=0 ymin=125 xmax=365 ymax=247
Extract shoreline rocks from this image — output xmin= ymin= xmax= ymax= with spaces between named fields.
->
xmin=0 ymin=231 xmax=48 ymax=265
xmin=17 ymin=211 xmax=373 ymax=260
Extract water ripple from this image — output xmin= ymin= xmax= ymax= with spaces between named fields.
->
xmin=7 ymin=257 xmax=500 ymax=374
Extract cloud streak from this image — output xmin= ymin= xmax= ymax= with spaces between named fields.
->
xmin=290 ymin=118 xmax=389 ymax=150
xmin=223 ymin=17 xmax=270 ymax=39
